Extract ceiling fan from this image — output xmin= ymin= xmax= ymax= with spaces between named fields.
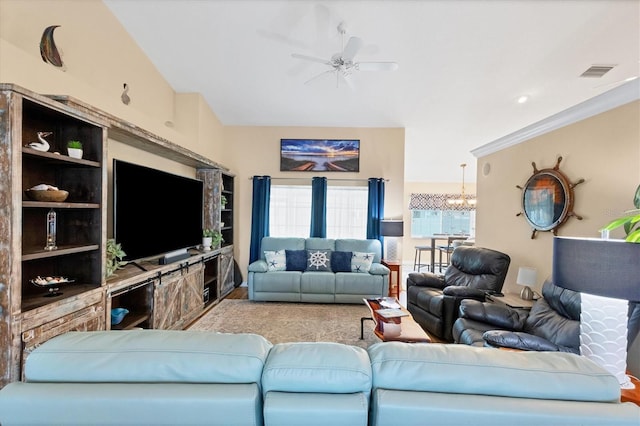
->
xmin=291 ymin=22 xmax=398 ymax=87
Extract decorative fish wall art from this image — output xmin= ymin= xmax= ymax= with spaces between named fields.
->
xmin=40 ymin=25 xmax=64 ymax=68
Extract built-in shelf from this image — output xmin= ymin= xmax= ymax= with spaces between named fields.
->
xmin=22 ymin=244 xmax=100 ymax=261
xmin=22 ymin=201 xmax=100 ymax=209
xmin=22 ymin=146 xmax=101 ymax=168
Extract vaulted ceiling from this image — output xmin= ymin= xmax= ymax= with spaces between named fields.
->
xmin=104 ymin=0 xmax=639 ymax=182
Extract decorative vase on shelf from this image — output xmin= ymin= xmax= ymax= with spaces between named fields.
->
xmin=67 ymin=148 xmax=83 ymax=159
xmin=67 ymin=140 xmax=83 ymax=159
xmin=202 ymin=237 xmax=212 ymax=251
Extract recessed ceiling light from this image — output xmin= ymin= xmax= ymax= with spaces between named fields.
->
xmin=517 ymin=95 xmax=529 ymax=104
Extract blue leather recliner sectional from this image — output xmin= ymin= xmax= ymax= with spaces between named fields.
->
xmin=0 ymin=330 xmax=638 ymax=426
xmin=248 ymin=237 xmax=389 ymax=303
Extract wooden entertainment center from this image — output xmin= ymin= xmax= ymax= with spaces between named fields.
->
xmin=0 ymin=84 xmax=235 ymax=387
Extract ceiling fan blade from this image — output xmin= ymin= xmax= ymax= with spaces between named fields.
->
xmin=356 ymin=61 xmax=399 ymax=71
xmin=342 ymin=36 xmax=363 ymax=61
xmin=304 ymin=68 xmax=336 ymax=85
xmin=292 ymin=53 xmax=332 ymax=66
xmin=339 ymin=71 xmax=355 ymax=90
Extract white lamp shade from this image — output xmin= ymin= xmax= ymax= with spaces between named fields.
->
xmin=516 ymin=267 xmax=537 ymax=287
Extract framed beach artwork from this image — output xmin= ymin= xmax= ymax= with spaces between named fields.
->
xmin=280 ymin=139 xmax=360 ymax=172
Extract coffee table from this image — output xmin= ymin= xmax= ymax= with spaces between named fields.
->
xmin=360 ymin=298 xmax=431 ymax=343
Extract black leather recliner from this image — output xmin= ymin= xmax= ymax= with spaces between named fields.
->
xmin=452 ymin=280 xmax=581 ymax=353
xmin=406 ymin=245 xmax=510 ymax=342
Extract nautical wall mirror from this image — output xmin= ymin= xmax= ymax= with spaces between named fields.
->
xmin=517 ymin=156 xmax=584 ymax=239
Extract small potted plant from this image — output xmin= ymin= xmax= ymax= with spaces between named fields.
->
xmin=203 ymin=229 xmax=215 ymax=250
xmin=203 ymin=229 xmax=224 ymax=250
xmin=67 ymin=140 xmax=83 ymax=159
xmin=221 ymin=195 xmax=228 ymax=209
xmin=106 ymin=239 xmax=127 ymax=278
xmin=211 ymin=230 xmax=224 ymax=249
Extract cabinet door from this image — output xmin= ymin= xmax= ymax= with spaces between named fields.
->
xmin=219 ymin=246 xmax=235 ymax=299
xmin=180 ymin=263 xmax=204 ymax=326
xmin=21 ymin=302 xmax=105 ymax=378
xmin=153 ymin=263 xmax=203 ymax=330
xmin=153 ymin=269 xmax=183 ymax=330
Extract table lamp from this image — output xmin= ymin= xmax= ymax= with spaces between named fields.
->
xmin=516 ymin=266 xmax=537 ymax=300
xmin=552 ymin=236 xmax=640 ymax=389
xmin=381 ymin=220 xmax=403 ymax=261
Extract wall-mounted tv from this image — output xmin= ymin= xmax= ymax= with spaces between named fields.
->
xmin=280 ymin=139 xmax=360 ymax=172
xmin=113 ymin=159 xmax=203 ymax=263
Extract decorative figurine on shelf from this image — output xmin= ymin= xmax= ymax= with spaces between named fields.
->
xmin=44 ymin=209 xmax=57 ymax=251
xmin=28 ymin=131 xmax=52 ymax=152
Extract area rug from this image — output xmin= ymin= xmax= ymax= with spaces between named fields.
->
xmin=188 ymin=299 xmax=380 ymax=348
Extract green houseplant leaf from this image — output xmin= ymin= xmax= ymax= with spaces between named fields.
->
xmin=601 ymin=184 xmax=640 ymax=243
xmin=106 ymin=239 xmax=127 ymax=278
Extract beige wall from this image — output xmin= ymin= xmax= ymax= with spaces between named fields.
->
xmin=223 ymin=126 xmax=405 ymax=271
xmin=0 ymin=0 xmax=225 ymax=163
xmin=475 ymin=100 xmax=640 ymax=295
xmin=0 ymin=0 xmax=405 ymax=271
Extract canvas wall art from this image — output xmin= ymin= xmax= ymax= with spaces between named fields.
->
xmin=280 ymin=139 xmax=360 ymax=172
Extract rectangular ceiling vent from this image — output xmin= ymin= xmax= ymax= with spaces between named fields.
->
xmin=580 ymin=65 xmax=616 ymax=78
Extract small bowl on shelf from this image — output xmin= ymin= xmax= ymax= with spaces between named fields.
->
xmin=25 ymin=189 xmax=69 ymax=202
xmin=111 ymin=308 xmax=130 ymax=325
xmin=30 ymin=276 xmax=73 ymax=297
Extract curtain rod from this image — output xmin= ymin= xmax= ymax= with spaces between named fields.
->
xmin=249 ymin=176 xmax=389 ymax=182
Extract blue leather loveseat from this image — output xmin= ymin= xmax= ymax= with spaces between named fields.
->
xmin=1 ymin=330 xmax=639 ymax=426
xmin=248 ymin=237 xmax=389 ymax=303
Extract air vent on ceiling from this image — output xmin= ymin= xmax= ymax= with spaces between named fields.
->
xmin=580 ymin=65 xmax=616 ymax=78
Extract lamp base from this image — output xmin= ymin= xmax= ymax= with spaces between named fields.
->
xmin=580 ymin=293 xmax=632 ymax=389
xmin=520 ymin=286 xmax=534 ymax=301
xmin=385 ymin=237 xmax=400 ymax=261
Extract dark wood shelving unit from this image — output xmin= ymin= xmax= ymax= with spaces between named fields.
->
xmin=0 ymin=84 xmax=108 ymax=386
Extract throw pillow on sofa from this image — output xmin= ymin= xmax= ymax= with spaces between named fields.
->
xmin=331 ymin=251 xmax=353 ymax=272
xmin=306 ymin=249 xmax=332 ymax=272
xmin=285 ymin=250 xmax=307 ymax=271
xmin=264 ymin=250 xmax=286 ymax=271
xmin=352 ymin=252 xmax=374 ymax=273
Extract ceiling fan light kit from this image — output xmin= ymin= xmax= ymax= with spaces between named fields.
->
xmin=291 ymin=22 xmax=398 ymax=87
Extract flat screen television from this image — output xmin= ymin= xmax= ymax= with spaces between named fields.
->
xmin=113 ymin=159 xmax=203 ymax=262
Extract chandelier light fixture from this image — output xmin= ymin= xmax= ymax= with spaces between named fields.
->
xmin=447 ymin=163 xmax=477 ymax=206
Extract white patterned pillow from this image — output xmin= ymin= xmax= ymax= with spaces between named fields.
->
xmin=264 ymin=250 xmax=286 ymax=271
xmin=352 ymin=252 xmax=375 ymax=273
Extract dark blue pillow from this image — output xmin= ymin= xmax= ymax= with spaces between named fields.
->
xmin=306 ymin=249 xmax=332 ymax=272
xmin=331 ymin=251 xmax=352 ymax=273
xmin=285 ymin=250 xmax=307 ymax=271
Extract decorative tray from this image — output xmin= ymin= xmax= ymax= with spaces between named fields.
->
xmin=30 ymin=276 xmax=74 ymax=286
xmin=30 ymin=276 xmax=74 ymax=297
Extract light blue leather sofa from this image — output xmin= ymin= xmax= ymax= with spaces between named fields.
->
xmin=0 ymin=330 xmax=273 ymax=426
xmin=248 ymin=237 xmax=389 ymax=303
xmin=262 ymin=342 xmax=372 ymax=426
xmin=1 ymin=331 xmax=638 ymax=426
xmin=368 ymin=342 xmax=640 ymax=426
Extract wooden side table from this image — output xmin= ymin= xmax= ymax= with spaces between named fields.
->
xmin=487 ymin=293 xmax=534 ymax=310
xmin=621 ymin=374 xmax=640 ymax=405
xmin=381 ymin=259 xmax=401 ymax=299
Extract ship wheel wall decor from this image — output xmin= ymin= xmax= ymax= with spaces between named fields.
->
xmin=516 ymin=156 xmax=585 ymax=239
